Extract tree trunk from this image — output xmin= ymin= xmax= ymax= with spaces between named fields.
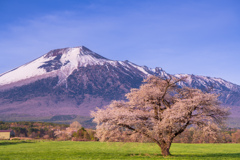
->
xmin=161 ymin=145 xmax=171 ymax=156
xmin=158 ymin=140 xmax=172 ymax=156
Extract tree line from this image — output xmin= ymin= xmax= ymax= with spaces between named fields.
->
xmin=0 ymin=121 xmax=95 ymax=141
xmin=0 ymin=121 xmax=240 ymax=143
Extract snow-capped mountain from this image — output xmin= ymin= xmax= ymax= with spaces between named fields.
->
xmin=0 ymin=46 xmax=167 ymax=89
xmin=0 ymin=46 xmax=168 ymax=117
xmin=0 ymin=46 xmax=239 ymax=119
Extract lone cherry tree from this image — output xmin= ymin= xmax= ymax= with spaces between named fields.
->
xmin=91 ymin=76 xmax=229 ymax=156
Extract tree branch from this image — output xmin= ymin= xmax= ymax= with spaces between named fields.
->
xmin=118 ymin=123 xmax=160 ymax=144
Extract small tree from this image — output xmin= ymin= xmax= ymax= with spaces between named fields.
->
xmin=232 ymin=130 xmax=240 ymax=143
xmin=91 ymin=76 xmax=229 ymax=156
xmin=69 ymin=121 xmax=82 ymax=129
xmin=54 ymin=121 xmax=82 ymax=140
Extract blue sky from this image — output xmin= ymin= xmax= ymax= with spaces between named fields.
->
xmin=0 ymin=0 xmax=240 ymax=85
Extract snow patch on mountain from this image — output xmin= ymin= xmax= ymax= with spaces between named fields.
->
xmin=126 ymin=61 xmax=150 ymax=75
xmin=0 ymin=56 xmax=48 ymax=85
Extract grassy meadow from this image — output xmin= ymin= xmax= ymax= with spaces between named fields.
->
xmin=0 ymin=140 xmax=240 ymax=160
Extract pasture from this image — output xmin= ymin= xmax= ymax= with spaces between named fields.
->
xmin=0 ymin=141 xmax=240 ymax=159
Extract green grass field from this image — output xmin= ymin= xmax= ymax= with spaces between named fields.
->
xmin=0 ymin=141 xmax=240 ymax=160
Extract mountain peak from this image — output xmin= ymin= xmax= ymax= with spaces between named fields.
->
xmin=80 ymin=45 xmax=93 ymax=52
xmin=0 ymin=46 xmax=109 ymax=86
xmin=40 ymin=46 xmax=111 ymax=73
xmin=44 ymin=46 xmax=106 ymax=59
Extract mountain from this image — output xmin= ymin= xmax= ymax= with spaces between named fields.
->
xmin=0 ymin=46 xmax=239 ymax=122
xmin=0 ymin=46 xmax=167 ymax=118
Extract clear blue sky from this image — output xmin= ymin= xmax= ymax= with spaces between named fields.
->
xmin=0 ymin=0 xmax=240 ymax=85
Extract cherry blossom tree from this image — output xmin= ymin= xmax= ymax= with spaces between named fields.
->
xmin=91 ymin=76 xmax=229 ymax=156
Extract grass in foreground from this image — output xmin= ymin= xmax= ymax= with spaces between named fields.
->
xmin=0 ymin=140 xmax=240 ymax=159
